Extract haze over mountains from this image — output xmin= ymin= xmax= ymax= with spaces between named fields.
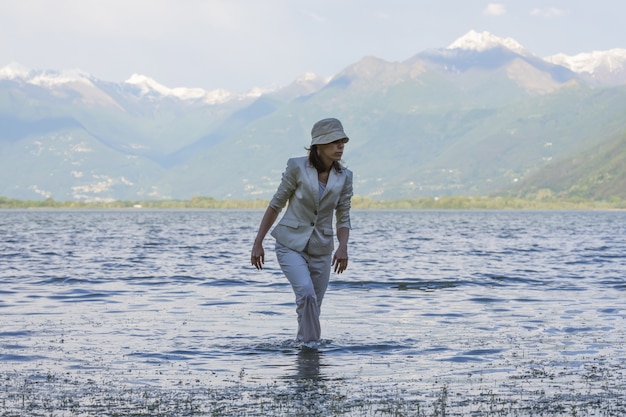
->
xmin=1 ymin=30 xmax=625 ymax=202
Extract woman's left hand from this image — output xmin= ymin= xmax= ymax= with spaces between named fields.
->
xmin=332 ymin=246 xmax=349 ymax=274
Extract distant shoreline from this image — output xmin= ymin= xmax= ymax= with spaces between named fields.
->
xmin=1 ymin=195 xmax=625 ymax=210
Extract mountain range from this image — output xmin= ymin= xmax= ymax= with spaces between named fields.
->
xmin=1 ymin=30 xmax=625 ymax=202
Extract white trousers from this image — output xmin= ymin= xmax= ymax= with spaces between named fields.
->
xmin=275 ymin=242 xmax=332 ymax=343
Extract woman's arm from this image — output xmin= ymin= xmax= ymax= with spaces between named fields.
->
xmin=251 ymin=206 xmax=279 ymax=270
xmin=332 ymin=227 xmax=350 ymax=273
xmin=333 ymin=169 xmax=353 ymax=274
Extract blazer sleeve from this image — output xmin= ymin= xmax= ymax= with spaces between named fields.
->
xmin=268 ymin=158 xmax=297 ymax=213
xmin=335 ymin=168 xmax=353 ymax=230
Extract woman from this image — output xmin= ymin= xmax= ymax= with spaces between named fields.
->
xmin=251 ymin=117 xmax=353 ymax=344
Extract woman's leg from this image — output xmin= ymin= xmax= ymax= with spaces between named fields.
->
xmin=275 ymin=243 xmax=330 ymax=343
xmin=308 ymin=251 xmax=332 ymax=309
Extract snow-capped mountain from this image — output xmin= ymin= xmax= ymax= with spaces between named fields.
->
xmin=406 ymin=30 xmax=578 ymax=91
xmin=447 ymin=30 xmax=533 ymax=57
xmin=0 ymin=63 xmax=274 ymax=106
xmin=0 ymin=62 xmax=96 ymax=86
xmin=441 ymin=30 xmax=626 ymax=86
xmin=124 ymin=73 xmax=242 ymax=104
xmin=0 ymin=62 xmax=31 ymax=80
xmin=544 ymin=49 xmax=626 ymax=85
xmin=545 ymin=49 xmax=626 ymax=74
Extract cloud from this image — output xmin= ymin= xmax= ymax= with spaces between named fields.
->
xmin=302 ymin=10 xmax=327 ymax=23
xmin=530 ymin=7 xmax=568 ymax=18
xmin=483 ymin=3 xmax=506 ymax=17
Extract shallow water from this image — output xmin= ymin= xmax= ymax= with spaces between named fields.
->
xmin=1 ymin=209 xmax=625 ymax=415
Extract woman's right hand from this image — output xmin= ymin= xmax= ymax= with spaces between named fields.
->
xmin=251 ymin=243 xmax=265 ymax=270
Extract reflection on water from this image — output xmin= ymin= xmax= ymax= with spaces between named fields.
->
xmin=294 ymin=347 xmax=323 ymax=381
xmin=1 ymin=209 xmax=625 ymax=414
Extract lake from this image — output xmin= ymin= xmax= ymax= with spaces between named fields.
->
xmin=1 ymin=209 xmax=624 ymax=416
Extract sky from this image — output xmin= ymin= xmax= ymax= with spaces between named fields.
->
xmin=1 ymin=0 xmax=623 ymax=92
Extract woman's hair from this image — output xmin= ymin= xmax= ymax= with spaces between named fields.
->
xmin=307 ymin=145 xmax=343 ymax=173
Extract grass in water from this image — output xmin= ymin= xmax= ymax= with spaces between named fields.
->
xmin=2 ymin=359 xmax=625 ymax=416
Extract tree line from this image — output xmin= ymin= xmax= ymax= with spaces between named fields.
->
xmin=1 ymin=195 xmax=624 ymax=210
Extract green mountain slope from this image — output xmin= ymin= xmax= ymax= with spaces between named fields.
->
xmin=176 ymin=71 xmax=626 ymax=200
xmin=508 ymin=128 xmax=626 ymax=200
xmin=2 ymin=46 xmax=626 ymax=202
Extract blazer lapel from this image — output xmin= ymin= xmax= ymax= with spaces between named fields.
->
xmin=320 ymin=168 xmax=341 ymax=202
xmin=304 ymin=162 xmax=321 ymax=207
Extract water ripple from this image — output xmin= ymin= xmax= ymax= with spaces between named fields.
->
xmin=1 ymin=208 xmax=625 ymax=397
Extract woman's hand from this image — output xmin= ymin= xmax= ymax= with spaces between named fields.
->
xmin=332 ymin=246 xmax=349 ymax=274
xmin=251 ymin=243 xmax=265 ymax=270
xmin=250 ymin=207 xmax=278 ymax=270
xmin=333 ymin=227 xmax=350 ymax=274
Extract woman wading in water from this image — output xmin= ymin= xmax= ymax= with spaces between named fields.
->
xmin=251 ymin=118 xmax=353 ymax=344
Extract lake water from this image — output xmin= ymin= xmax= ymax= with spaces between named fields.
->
xmin=1 ymin=209 xmax=625 ymax=416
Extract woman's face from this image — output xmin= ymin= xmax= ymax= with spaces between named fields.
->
xmin=317 ymin=138 xmax=347 ymax=167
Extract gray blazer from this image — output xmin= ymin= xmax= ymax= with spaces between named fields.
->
xmin=269 ymin=156 xmax=353 ymax=256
